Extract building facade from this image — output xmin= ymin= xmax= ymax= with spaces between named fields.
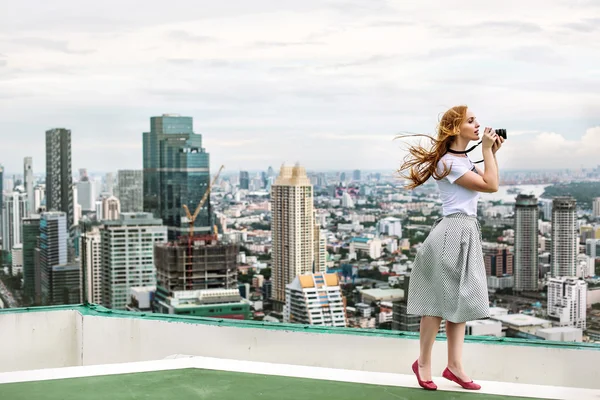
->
xmin=514 ymin=194 xmax=539 ymax=291
xmin=284 ymin=273 xmax=346 ymax=327
xmin=271 ymin=164 xmax=315 ymax=309
xmin=37 ymin=212 xmax=69 ymax=305
xmin=551 ymin=197 xmax=578 ymax=277
xmin=22 ymin=215 xmax=40 ymax=302
xmin=46 ymin=128 xmax=74 ymax=229
xmin=81 ymin=227 xmax=102 ymax=304
xmin=142 ymin=114 xmax=211 ymax=239
xmin=101 ymin=213 xmax=167 ymax=310
xmin=102 ymin=196 xmax=121 ymax=221
xmin=547 ymin=277 xmax=587 ymax=330
xmin=2 ymin=190 xmax=29 ymax=251
xmin=116 ymin=170 xmax=143 ymax=212
xmin=24 ymin=157 xmax=34 ymax=213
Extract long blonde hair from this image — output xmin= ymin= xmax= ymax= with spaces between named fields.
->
xmin=395 ymin=105 xmax=468 ymax=189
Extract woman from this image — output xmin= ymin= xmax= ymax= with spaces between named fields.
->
xmin=396 ymin=105 xmax=503 ymax=391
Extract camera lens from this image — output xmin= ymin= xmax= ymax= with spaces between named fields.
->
xmin=495 ymin=129 xmax=507 ymax=139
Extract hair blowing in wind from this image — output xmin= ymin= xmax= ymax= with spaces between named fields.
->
xmin=395 ymin=105 xmax=468 ymax=190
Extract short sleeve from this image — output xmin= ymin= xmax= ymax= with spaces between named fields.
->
xmin=442 ymin=157 xmax=472 ymax=184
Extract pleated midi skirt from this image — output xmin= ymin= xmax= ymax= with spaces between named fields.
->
xmin=406 ymin=213 xmax=490 ymax=323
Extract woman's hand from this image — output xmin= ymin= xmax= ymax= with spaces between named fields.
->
xmin=492 ymin=135 xmax=504 ymax=154
xmin=482 ymin=127 xmax=497 ymax=150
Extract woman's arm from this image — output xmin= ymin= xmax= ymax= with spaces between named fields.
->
xmin=454 ymin=129 xmax=499 ymax=193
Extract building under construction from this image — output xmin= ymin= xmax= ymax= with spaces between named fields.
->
xmin=154 ymin=236 xmax=239 ymax=293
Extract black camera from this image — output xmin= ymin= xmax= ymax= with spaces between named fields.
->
xmin=495 ymin=129 xmax=507 ymax=139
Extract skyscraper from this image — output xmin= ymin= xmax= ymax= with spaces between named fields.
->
xmin=143 ymin=114 xmax=211 ymax=239
xmin=116 ymin=170 xmax=143 ymax=212
xmin=102 ymin=196 xmax=121 ymax=221
xmin=101 ymin=212 xmax=167 ymax=310
xmin=2 ymin=189 xmax=29 ymax=251
xmin=46 ymin=128 xmax=74 ymax=229
xmin=22 ymin=215 xmax=40 ymax=302
xmin=80 ymin=227 xmax=102 ymax=304
xmin=37 ymin=211 xmax=70 ymax=305
xmin=0 ymin=164 xmax=4 ymax=233
xmin=104 ymin=173 xmax=115 ymax=195
xmin=594 ymin=197 xmax=600 ymax=219
xmin=551 ymin=197 xmax=578 ymax=277
xmin=24 ymin=157 xmax=34 ymax=213
xmin=77 ymin=177 xmax=95 ymax=211
xmin=239 ymin=171 xmax=250 ymax=190
xmin=515 ymin=194 xmax=539 ymax=291
xmin=271 ymin=164 xmax=315 ymax=310
xmin=353 ymin=169 xmax=361 ymax=182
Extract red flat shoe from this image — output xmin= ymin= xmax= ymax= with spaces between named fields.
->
xmin=442 ymin=367 xmax=481 ymax=390
xmin=412 ymin=360 xmax=437 ymax=390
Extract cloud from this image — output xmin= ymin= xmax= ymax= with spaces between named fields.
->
xmin=562 ymin=18 xmax=600 ymax=32
xmin=438 ymin=20 xmax=543 ymax=38
xmin=252 ymin=40 xmax=324 ymax=48
xmin=166 ymin=30 xmax=215 ymax=43
xmin=0 ymin=1 xmax=599 ymax=173
xmin=322 ymin=54 xmax=398 ymax=69
xmin=509 ymin=45 xmax=566 ymax=65
xmin=9 ymin=37 xmax=94 ymax=54
xmin=367 ymin=20 xmax=413 ymax=28
xmin=207 ymin=139 xmax=260 ymax=147
xmin=499 ymin=127 xmax=600 ymax=169
xmin=311 ymin=133 xmax=394 ymax=141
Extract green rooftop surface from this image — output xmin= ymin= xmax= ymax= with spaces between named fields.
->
xmin=0 ymin=368 xmax=544 ymax=400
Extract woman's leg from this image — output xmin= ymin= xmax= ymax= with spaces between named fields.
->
xmin=445 ymin=321 xmax=471 ymax=381
xmin=418 ymin=316 xmax=442 ymax=381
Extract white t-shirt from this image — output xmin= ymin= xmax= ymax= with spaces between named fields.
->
xmin=436 ymin=154 xmax=480 ymax=216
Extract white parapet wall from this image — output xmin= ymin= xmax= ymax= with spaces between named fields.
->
xmin=1 ymin=305 xmax=600 ymax=390
xmin=0 ymin=309 xmax=82 ymax=373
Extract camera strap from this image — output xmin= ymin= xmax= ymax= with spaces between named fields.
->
xmin=446 ymin=141 xmax=484 ymax=164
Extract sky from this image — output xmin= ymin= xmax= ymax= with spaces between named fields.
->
xmin=1 ymin=0 xmax=599 ymax=175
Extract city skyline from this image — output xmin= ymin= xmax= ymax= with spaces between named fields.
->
xmin=1 ymin=1 xmax=600 ymax=172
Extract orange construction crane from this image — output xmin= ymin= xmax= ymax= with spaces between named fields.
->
xmin=182 ymin=165 xmax=224 ymax=238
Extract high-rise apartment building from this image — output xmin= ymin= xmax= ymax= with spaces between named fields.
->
xmin=271 ymin=164 xmax=315 ymax=310
xmin=102 ymin=196 xmax=121 ymax=221
xmin=46 ymin=129 xmax=74 ymax=229
xmin=547 ymin=277 xmax=587 ymax=330
xmin=515 ymin=194 xmax=539 ymax=291
xmin=284 ymin=273 xmax=346 ymax=327
xmin=143 ymin=114 xmax=211 ymax=239
xmin=593 ymin=197 xmax=600 ymax=219
xmin=586 ymin=239 xmax=600 ymax=260
xmin=101 ymin=213 xmax=166 ymax=310
xmin=37 ymin=211 xmax=75 ymax=305
xmin=314 ymin=224 xmax=327 ymax=273
xmin=24 ymin=157 xmax=34 ymax=213
xmin=0 ymin=164 xmax=3 ymax=231
xmin=551 ymin=197 xmax=578 ymax=277
xmin=116 ymin=170 xmax=143 ymax=212
xmin=239 ymin=171 xmax=250 ymax=190
xmin=22 ymin=215 xmax=40 ymax=302
xmin=77 ymin=178 xmax=95 ymax=211
xmin=2 ymin=189 xmax=29 ymax=251
xmin=81 ymin=227 xmax=102 ymax=304
xmin=483 ymin=243 xmax=513 ymax=277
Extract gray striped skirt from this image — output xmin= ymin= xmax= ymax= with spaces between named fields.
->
xmin=406 ymin=213 xmax=490 ymax=323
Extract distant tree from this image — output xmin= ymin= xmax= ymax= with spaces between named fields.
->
xmin=261 ymin=268 xmax=272 ymax=280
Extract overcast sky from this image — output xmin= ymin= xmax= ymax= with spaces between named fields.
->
xmin=1 ymin=0 xmax=599 ymax=175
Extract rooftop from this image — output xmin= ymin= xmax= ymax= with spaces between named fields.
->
xmin=0 ymin=304 xmax=599 ymax=399
xmin=491 ymin=314 xmax=551 ymax=327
